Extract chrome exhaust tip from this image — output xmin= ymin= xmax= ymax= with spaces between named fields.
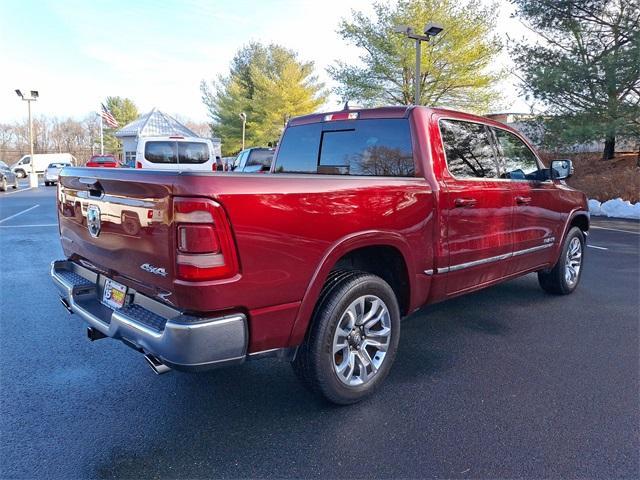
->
xmin=144 ymin=354 xmax=171 ymax=375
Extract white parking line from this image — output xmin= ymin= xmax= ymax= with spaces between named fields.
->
xmin=0 ymin=204 xmax=40 ymax=224
xmin=0 ymin=186 xmax=33 ymax=196
xmin=0 ymin=223 xmax=57 ymax=228
xmin=591 ymin=225 xmax=640 ymax=235
xmin=587 ymin=245 xmax=608 ymax=250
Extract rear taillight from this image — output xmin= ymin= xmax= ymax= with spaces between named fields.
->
xmin=136 ymin=162 xmax=142 ymax=169
xmin=174 ymin=197 xmax=239 ymax=281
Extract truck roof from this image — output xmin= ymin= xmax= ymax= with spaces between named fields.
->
xmin=287 ymin=105 xmax=507 ymax=128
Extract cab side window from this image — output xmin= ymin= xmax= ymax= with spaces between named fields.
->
xmin=439 ymin=120 xmax=500 ymax=179
xmin=492 ymin=128 xmax=540 ymax=180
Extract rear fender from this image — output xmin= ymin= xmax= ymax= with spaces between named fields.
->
xmin=286 ymin=231 xmax=415 ymax=347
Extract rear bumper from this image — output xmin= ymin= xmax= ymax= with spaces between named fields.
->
xmin=50 ymin=260 xmax=248 ymax=370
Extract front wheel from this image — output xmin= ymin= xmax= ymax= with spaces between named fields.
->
xmin=0 ymin=177 xmax=7 ymax=192
xmin=538 ymin=227 xmax=585 ymax=295
xmin=292 ymin=271 xmax=400 ymax=405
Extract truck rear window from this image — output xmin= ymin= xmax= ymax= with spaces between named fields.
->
xmin=145 ymin=141 xmax=209 ymax=164
xmin=274 ymin=119 xmax=414 ymax=177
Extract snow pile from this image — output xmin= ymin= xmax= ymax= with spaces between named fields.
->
xmin=588 ymin=198 xmax=640 ymax=220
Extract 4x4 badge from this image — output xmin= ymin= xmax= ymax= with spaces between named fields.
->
xmin=86 ymin=205 xmax=101 ymax=238
xmin=140 ymin=263 xmax=168 ymax=277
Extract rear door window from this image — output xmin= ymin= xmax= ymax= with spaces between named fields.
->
xmin=177 ymin=142 xmax=209 ymax=164
xmin=144 ymin=141 xmax=209 ymax=164
xmin=275 ymin=119 xmax=414 ymax=176
xmin=439 ymin=119 xmax=501 ymax=179
xmin=145 ymin=141 xmax=177 ymax=164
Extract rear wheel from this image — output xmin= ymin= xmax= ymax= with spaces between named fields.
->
xmin=538 ymin=227 xmax=585 ymax=295
xmin=44 ymin=181 xmax=50 ymax=186
xmin=12 ymin=177 xmax=18 ymax=189
xmin=0 ymin=177 xmax=7 ymax=192
xmin=292 ymin=271 xmax=400 ymax=404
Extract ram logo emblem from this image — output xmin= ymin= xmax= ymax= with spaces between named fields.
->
xmin=86 ymin=205 xmax=101 ymax=238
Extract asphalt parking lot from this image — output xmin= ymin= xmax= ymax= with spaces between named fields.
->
xmin=1 ymin=182 xmax=638 ymax=479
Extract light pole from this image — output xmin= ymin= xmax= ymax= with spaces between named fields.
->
xmin=394 ymin=22 xmax=444 ymax=105
xmin=239 ymin=112 xmax=247 ymax=150
xmin=15 ymin=89 xmax=39 ymax=188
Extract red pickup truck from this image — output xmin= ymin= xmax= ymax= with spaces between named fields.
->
xmin=51 ymin=106 xmax=588 ymax=404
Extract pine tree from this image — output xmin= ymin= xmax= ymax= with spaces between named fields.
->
xmin=511 ymin=0 xmax=640 ymax=159
xmin=201 ymin=43 xmax=327 ymax=155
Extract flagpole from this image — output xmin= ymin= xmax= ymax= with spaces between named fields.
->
xmin=99 ymin=112 xmax=104 ymax=155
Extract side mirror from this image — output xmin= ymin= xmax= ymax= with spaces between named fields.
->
xmin=550 ymin=159 xmax=573 ymax=180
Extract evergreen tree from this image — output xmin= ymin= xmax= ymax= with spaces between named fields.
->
xmin=511 ymin=0 xmax=640 ymax=159
xmin=201 ymin=43 xmax=327 ymax=156
xmin=103 ymin=96 xmax=138 ymax=154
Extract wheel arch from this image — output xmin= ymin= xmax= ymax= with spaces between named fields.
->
xmin=551 ymin=209 xmax=590 ymax=265
xmin=287 ymin=231 xmax=415 ymax=347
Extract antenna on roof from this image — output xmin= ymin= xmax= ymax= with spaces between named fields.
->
xmin=343 ymin=101 xmax=351 ymax=111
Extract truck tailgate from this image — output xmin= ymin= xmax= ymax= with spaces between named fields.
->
xmin=58 ymin=168 xmax=175 ymax=296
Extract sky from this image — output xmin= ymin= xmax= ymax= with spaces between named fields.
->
xmin=0 ymin=0 xmax=534 ymax=124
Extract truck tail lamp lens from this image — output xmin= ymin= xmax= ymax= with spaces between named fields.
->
xmin=177 ymin=225 xmax=219 ymax=253
xmin=173 ymin=197 xmax=239 ymax=281
xmin=136 ymin=162 xmax=142 ymax=169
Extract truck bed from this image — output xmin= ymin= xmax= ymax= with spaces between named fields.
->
xmin=58 ymin=167 xmax=435 ymax=351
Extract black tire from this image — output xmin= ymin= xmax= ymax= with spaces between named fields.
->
xmin=12 ymin=178 xmax=18 ymax=189
xmin=292 ymin=271 xmax=401 ymax=405
xmin=15 ymin=169 xmax=26 ymax=179
xmin=44 ymin=181 xmax=50 ymax=186
xmin=538 ymin=227 xmax=585 ymax=295
xmin=0 ymin=177 xmax=7 ymax=192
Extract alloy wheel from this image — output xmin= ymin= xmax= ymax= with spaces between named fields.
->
xmin=565 ymin=237 xmax=582 ymax=287
xmin=332 ymin=295 xmax=392 ymax=387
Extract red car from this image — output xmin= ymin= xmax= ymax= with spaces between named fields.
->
xmin=51 ymin=106 xmax=588 ymax=404
xmin=86 ymin=154 xmax=118 ymax=168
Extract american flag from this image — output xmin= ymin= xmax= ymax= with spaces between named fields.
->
xmin=100 ymin=104 xmax=119 ymax=128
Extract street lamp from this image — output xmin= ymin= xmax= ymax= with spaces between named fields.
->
xmin=239 ymin=112 xmax=247 ymax=150
xmin=394 ymin=22 xmax=444 ymax=105
xmin=15 ymin=89 xmax=39 ymax=188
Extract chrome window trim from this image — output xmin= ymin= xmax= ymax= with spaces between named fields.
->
xmin=428 ymin=243 xmax=553 ymax=275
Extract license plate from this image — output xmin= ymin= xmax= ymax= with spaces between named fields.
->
xmin=102 ymin=279 xmax=128 ymax=310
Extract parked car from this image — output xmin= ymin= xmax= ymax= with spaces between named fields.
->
xmin=232 ymin=147 xmax=275 ymax=173
xmin=51 ymin=106 xmax=589 ymax=404
xmin=12 ymin=153 xmax=75 ymax=178
xmin=44 ymin=162 xmax=70 ymax=186
xmin=134 ymin=136 xmax=218 ymax=171
xmin=0 ymin=161 xmax=18 ymax=191
xmin=86 ymin=154 xmax=118 ymax=168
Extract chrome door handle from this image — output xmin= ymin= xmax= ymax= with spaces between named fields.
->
xmin=515 ymin=196 xmax=532 ymax=205
xmin=454 ymin=198 xmax=477 ymax=208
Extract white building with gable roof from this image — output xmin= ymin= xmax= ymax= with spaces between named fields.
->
xmin=115 ymin=108 xmax=220 ymax=167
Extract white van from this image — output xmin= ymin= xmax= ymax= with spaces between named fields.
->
xmin=135 ymin=136 xmax=220 ymax=171
xmin=12 ymin=153 xmax=75 ymax=178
